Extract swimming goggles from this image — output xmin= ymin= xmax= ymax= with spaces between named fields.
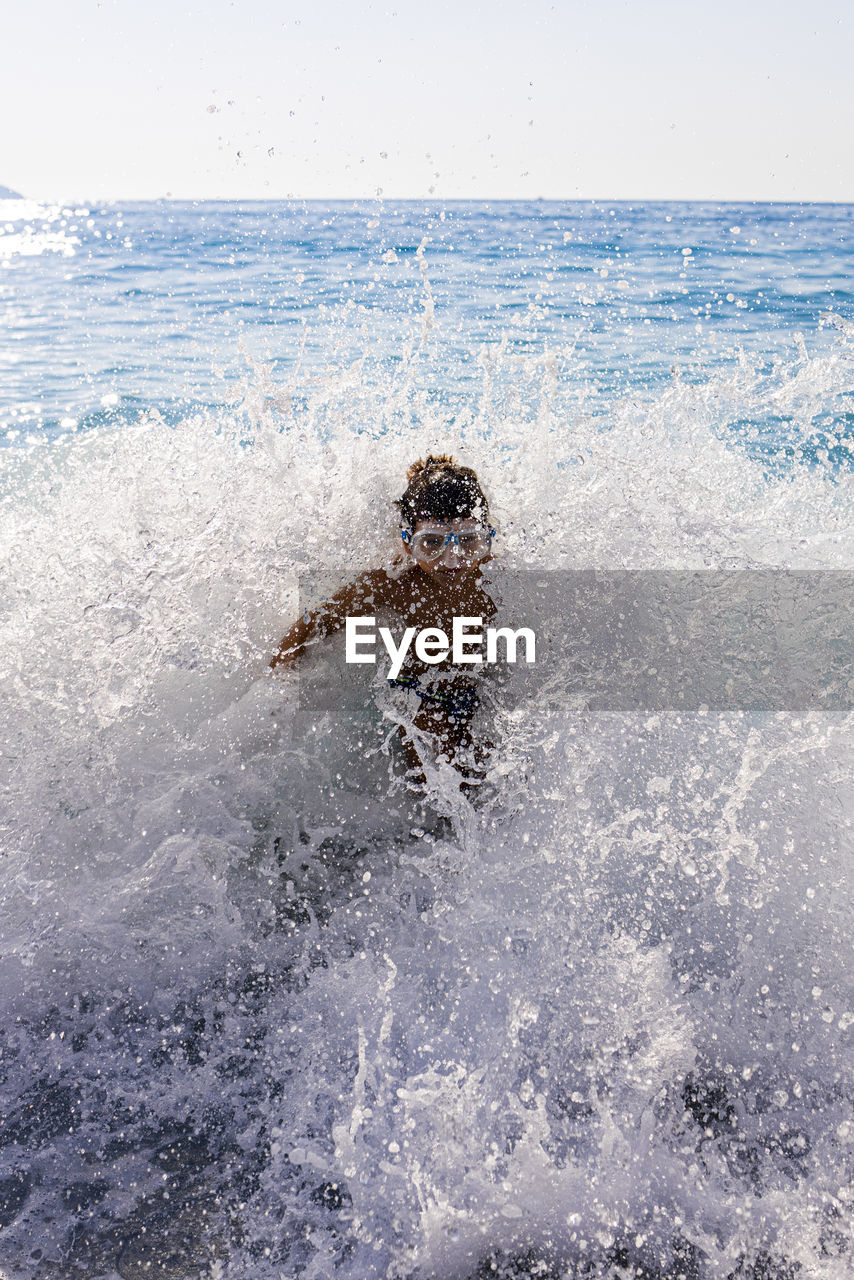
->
xmin=401 ymin=525 xmax=496 ymax=562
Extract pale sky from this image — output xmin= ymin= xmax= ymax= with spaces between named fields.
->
xmin=3 ymin=0 xmax=852 ymax=201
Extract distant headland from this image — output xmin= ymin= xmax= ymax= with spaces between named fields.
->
xmin=0 ymin=184 xmax=23 ymax=199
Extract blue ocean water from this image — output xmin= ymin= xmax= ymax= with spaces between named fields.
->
xmin=0 ymin=198 xmax=852 ymax=1279
xmin=3 ymin=199 xmax=853 ymax=469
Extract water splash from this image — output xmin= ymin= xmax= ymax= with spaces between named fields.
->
xmin=0 ymin=328 xmax=851 ymax=1277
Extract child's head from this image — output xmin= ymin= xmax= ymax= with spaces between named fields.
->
xmin=396 ymin=455 xmax=489 ymax=531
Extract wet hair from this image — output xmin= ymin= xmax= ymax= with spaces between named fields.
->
xmin=396 ymin=454 xmax=489 ymax=530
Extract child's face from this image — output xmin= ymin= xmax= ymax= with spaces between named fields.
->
xmin=406 ymin=517 xmax=492 ymax=585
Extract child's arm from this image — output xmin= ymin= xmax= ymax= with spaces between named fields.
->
xmin=269 ymin=577 xmax=376 ymax=670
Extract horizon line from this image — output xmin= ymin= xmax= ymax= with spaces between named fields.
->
xmin=4 ymin=193 xmax=854 ymax=208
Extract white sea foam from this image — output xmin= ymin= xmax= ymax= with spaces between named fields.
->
xmin=0 ymin=336 xmax=851 ymax=1277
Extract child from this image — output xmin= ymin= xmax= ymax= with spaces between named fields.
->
xmin=270 ymin=455 xmax=497 ymax=781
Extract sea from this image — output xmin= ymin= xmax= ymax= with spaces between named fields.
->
xmin=0 ymin=198 xmax=852 ymax=1280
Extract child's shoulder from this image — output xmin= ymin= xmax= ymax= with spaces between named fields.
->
xmin=330 ymin=566 xmax=414 ymax=612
